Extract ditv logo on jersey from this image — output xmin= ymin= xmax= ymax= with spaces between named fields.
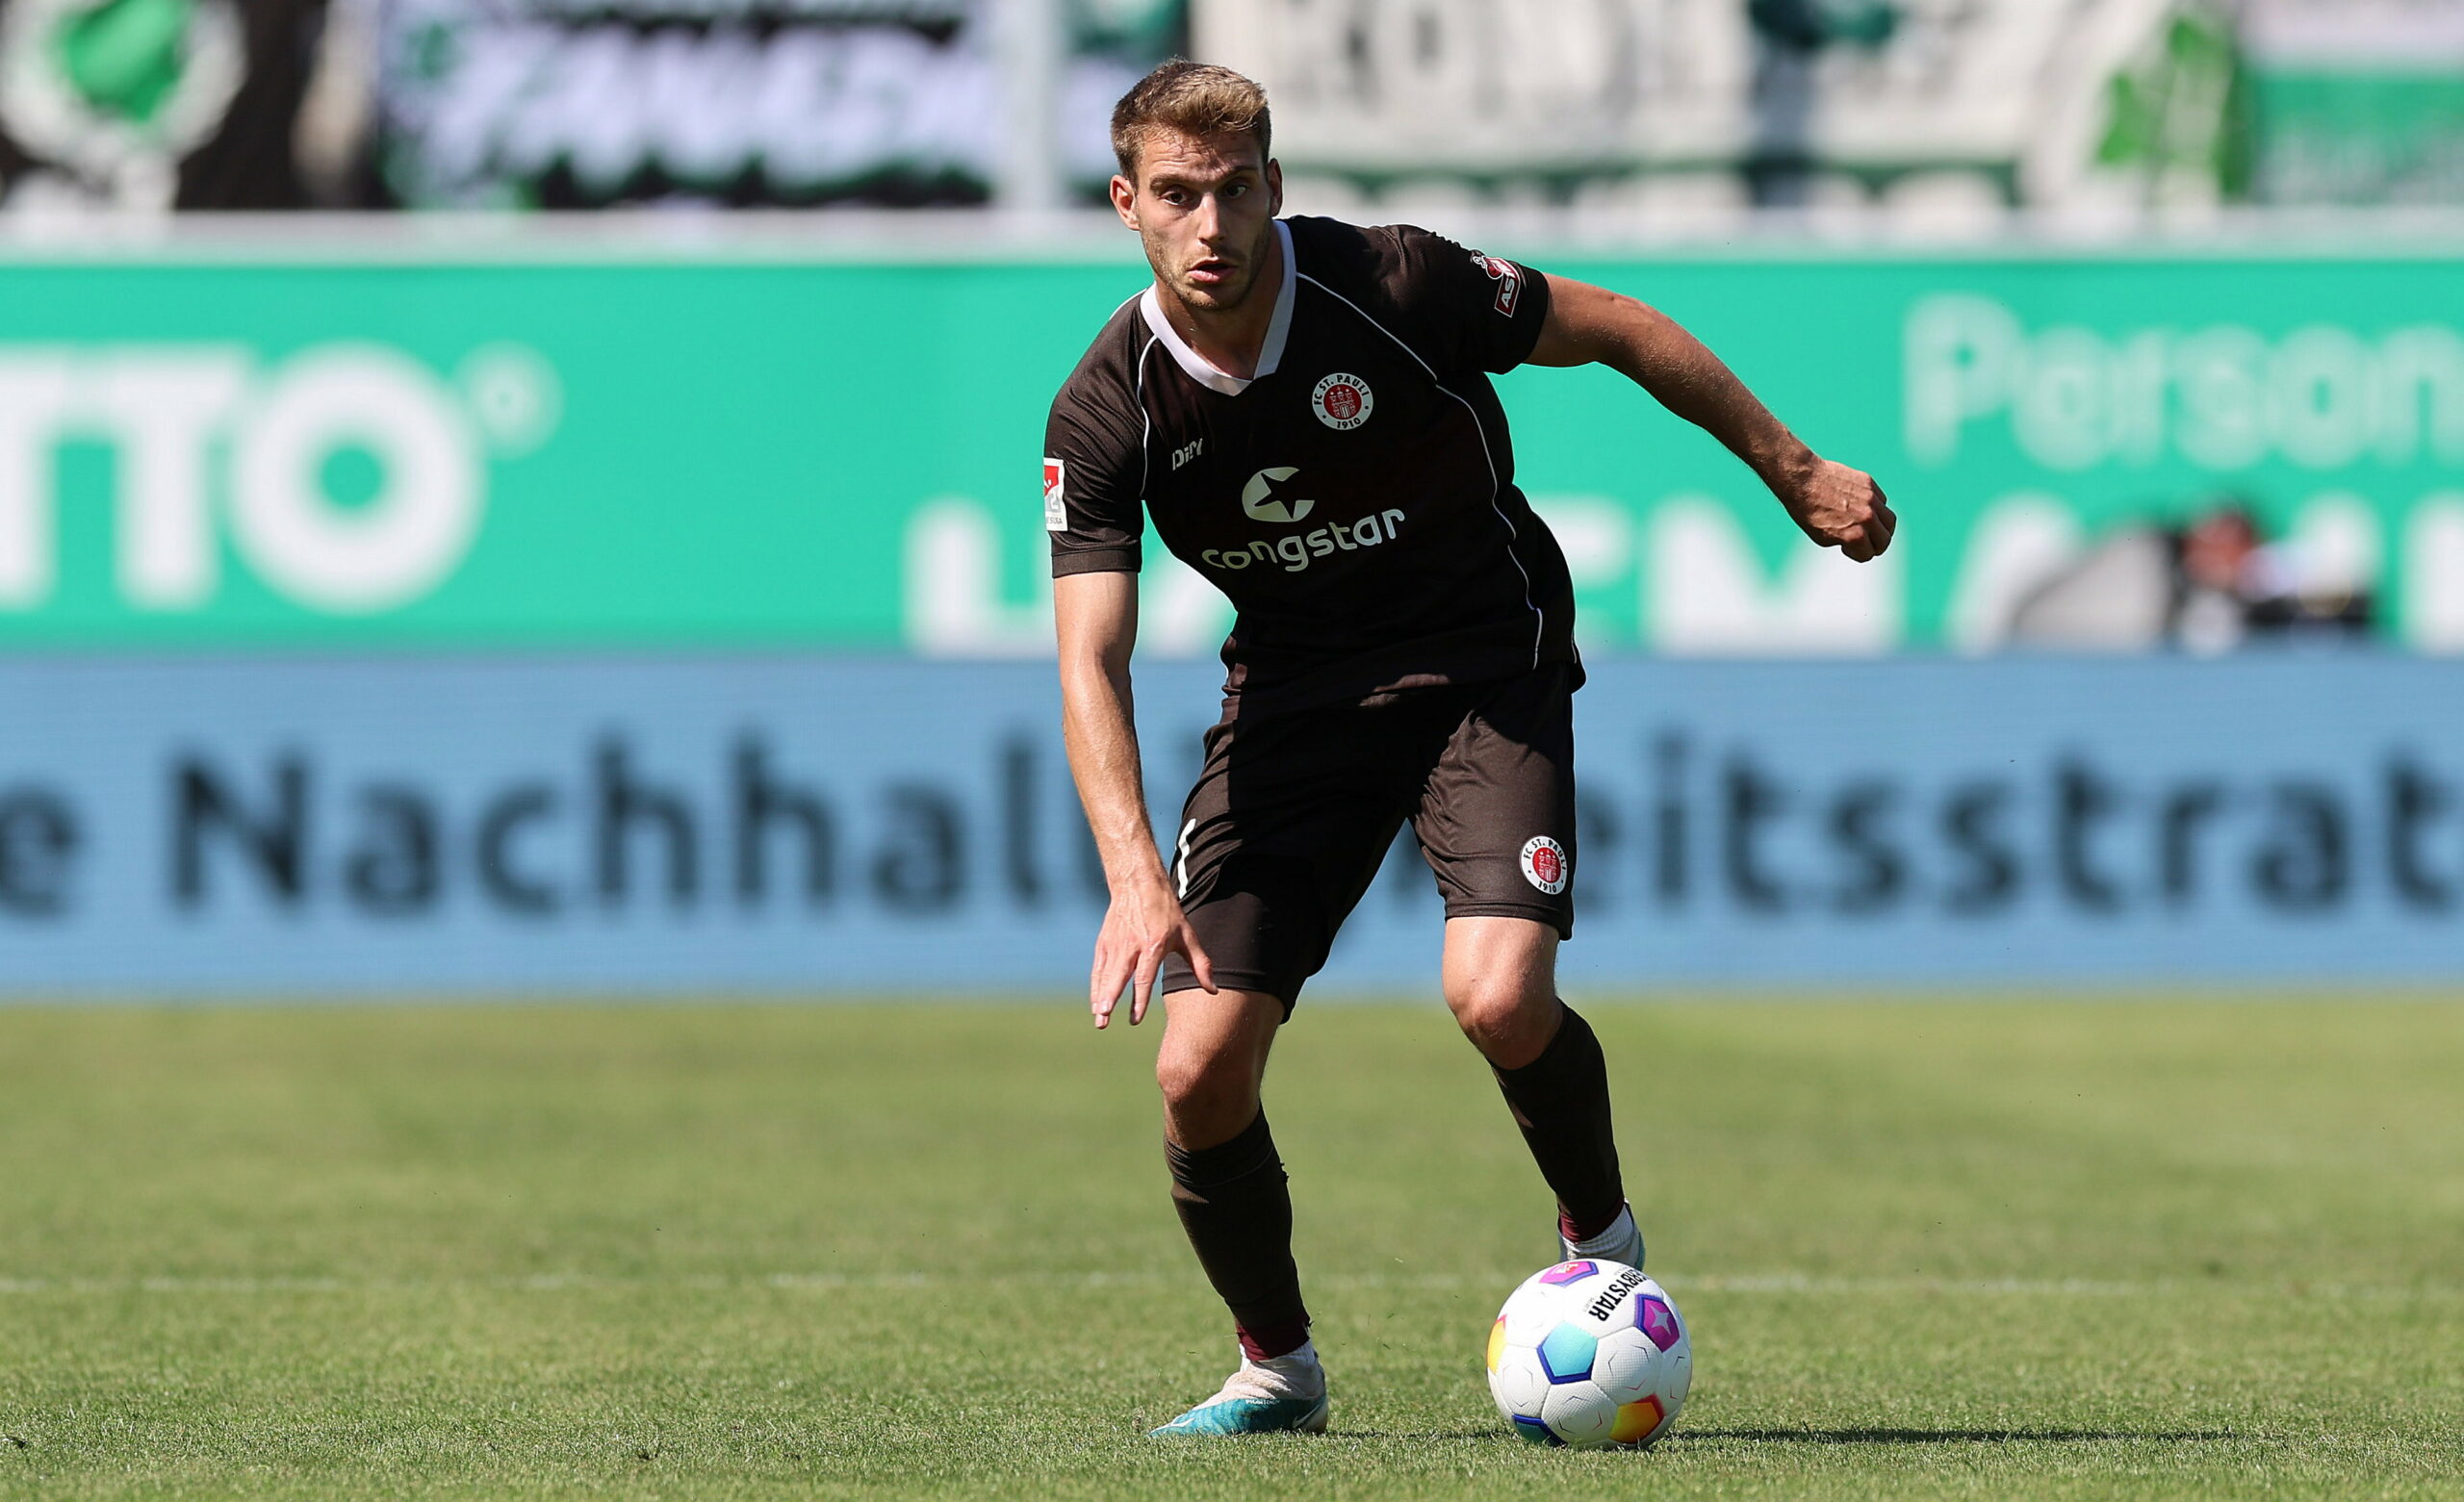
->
xmin=1205 ymin=466 xmax=1405 ymax=573
xmin=0 ymin=341 xmax=557 ymax=615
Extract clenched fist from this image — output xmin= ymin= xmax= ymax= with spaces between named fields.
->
xmin=1778 ymin=456 xmax=1895 ymax=563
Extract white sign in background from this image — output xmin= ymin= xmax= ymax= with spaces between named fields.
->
xmin=1194 ymin=0 xmax=2185 ymax=204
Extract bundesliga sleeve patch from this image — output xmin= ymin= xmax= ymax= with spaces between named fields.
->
xmin=1042 ymin=457 xmax=1065 ymax=531
xmin=1470 ymin=252 xmax=1523 ymax=318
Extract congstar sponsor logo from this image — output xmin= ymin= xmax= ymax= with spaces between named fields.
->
xmin=0 ymin=342 xmax=557 ymax=614
xmin=1202 ymin=508 xmax=1406 ymax=574
xmin=1203 ymin=466 xmax=1407 ymax=574
xmin=1239 ymin=466 xmax=1312 ymax=524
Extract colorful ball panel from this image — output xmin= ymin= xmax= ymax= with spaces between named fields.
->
xmin=1536 ymin=1323 xmax=1601 ymax=1384
xmin=1636 ymin=1293 xmax=1681 ymax=1351
xmin=1510 ymin=1413 xmax=1561 ymax=1446
xmin=1609 ymin=1394 xmax=1668 ymax=1447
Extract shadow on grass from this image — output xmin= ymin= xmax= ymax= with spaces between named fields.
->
xmin=1324 ymin=1426 xmax=2242 ymax=1445
xmin=1330 ymin=1428 xmax=2256 ymax=1438
xmin=1681 ymin=1428 xmax=2239 ymax=1445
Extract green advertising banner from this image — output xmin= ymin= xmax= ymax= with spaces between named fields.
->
xmin=1 ymin=237 xmax=2460 ymax=654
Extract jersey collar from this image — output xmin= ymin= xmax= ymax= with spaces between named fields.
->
xmin=1140 ymin=219 xmax=1295 ymax=396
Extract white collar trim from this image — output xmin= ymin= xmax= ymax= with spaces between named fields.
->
xmin=1139 ymin=219 xmax=1295 ymax=396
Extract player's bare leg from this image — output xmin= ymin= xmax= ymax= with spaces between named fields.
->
xmin=1156 ymin=984 xmax=1280 ymax=1151
xmin=1444 ymin=916 xmax=1644 ymax=1269
xmin=1148 ymin=985 xmax=1328 ymax=1437
xmin=1443 ymin=915 xmax=1564 ymax=1068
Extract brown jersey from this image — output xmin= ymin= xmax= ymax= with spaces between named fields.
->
xmin=1044 ymin=216 xmax=1579 ymax=714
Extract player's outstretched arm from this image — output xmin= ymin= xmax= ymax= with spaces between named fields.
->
xmin=1527 ymin=273 xmax=1896 ymax=562
xmin=1054 ymin=572 xmax=1217 ymax=1030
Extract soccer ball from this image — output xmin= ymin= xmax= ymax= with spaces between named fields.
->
xmin=1485 ymin=1259 xmax=1691 ymax=1448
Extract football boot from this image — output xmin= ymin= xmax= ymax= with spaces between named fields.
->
xmin=1147 ymin=1343 xmax=1329 ymax=1438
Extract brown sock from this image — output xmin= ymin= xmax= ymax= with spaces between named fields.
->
xmin=1166 ymin=1110 xmax=1311 ymax=1361
xmin=1491 ymin=1002 xmax=1628 ymax=1243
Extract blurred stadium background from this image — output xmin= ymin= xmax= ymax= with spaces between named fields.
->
xmin=1 ymin=0 xmax=2460 ymax=995
xmin=3 ymin=4 xmax=2463 ymax=1497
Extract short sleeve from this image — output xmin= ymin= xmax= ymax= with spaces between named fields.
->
xmin=1044 ymin=386 xmax=1145 ymax=577
xmin=1384 ymin=224 xmax=1553 ymax=376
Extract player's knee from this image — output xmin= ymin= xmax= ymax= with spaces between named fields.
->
xmin=1155 ymin=1044 xmax=1254 ymax=1124
xmin=1448 ymin=976 xmax=1556 ymax=1063
xmin=1153 ymin=1048 xmax=1204 ymax=1108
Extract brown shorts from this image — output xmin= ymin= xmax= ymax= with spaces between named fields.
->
xmin=1159 ymin=665 xmax=1577 ymax=1013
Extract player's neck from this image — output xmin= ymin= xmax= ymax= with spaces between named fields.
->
xmin=1155 ymin=226 xmax=1284 ymax=382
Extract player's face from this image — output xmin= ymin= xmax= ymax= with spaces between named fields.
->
xmin=1112 ymin=129 xmax=1283 ymax=315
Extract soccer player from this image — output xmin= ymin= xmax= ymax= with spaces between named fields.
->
xmin=1046 ymin=62 xmax=1893 ymax=1437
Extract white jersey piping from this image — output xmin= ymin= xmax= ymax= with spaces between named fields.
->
xmin=1131 ymin=334 xmax=1162 ymax=504
xmin=1139 ymin=220 xmax=1296 ymax=396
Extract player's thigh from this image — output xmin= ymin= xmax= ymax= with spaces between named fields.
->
xmin=1413 ymin=665 xmax=1578 ymax=936
xmin=1162 ymin=705 xmax=1438 ymax=1011
xmin=1441 ymin=914 xmax=1560 ymax=1012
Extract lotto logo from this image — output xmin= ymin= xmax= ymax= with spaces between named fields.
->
xmin=0 ymin=341 xmax=553 ymax=614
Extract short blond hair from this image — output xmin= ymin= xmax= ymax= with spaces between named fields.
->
xmin=1110 ymin=61 xmax=1272 ymax=178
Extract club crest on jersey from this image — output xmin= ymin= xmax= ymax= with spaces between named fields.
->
xmin=1521 ymin=836 xmax=1569 ymax=895
xmin=1241 ymin=466 xmax=1314 ymax=523
xmin=1312 ymin=372 xmax=1373 ymax=431
xmin=1042 ymin=457 xmax=1065 ymax=531
xmin=1471 ymin=252 xmax=1522 ymax=317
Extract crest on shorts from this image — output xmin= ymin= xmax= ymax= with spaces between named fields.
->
xmin=1521 ymin=836 xmax=1569 ymax=895
xmin=1312 ymin=372 xmax=1373 ymax=430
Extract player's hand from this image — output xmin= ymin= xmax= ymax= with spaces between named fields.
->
xmin=1090 ymin=876 xmax=1216 ymax=1030
xmin=1779 ymin=455 xmax=1895 ymax=563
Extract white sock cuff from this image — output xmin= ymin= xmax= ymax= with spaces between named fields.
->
xmin=1568 ymin=1204 xmax=1636 ymax=1257
xmin=1250 ymin=1338 xmax=1320 ymax=1372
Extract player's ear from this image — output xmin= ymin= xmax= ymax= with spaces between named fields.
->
xmin=1266 ymin=158 xmax=1284 ymax=217
xmin=1109 ymin=173 xmax=1140 ymax=231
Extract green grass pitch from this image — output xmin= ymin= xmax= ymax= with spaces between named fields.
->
xmin=1 ymin=999 xmax=2459 ymax=1500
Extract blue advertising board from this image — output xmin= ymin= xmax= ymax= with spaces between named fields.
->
xmin=0 ymin=656 xmax=2456 ymax=994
